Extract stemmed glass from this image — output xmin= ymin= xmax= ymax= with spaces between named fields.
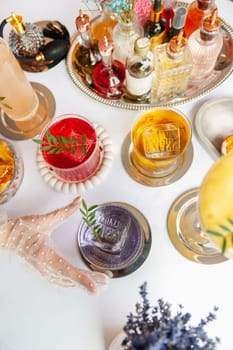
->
xmin=0 ymin=38 xmax=55 ymax=140
xmin=167 ymin=151 xmax=233 ymax=264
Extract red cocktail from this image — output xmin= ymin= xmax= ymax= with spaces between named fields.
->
xmin=40 ymin=114 xmax=101 ymax=182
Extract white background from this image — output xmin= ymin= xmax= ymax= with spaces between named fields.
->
xmin=0 ymin=0 xmax=233 ymax=349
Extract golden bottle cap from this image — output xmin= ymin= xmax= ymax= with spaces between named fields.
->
xmin=203 ymin=8 xmax=220 ymax=32
xmin=169 ymin=29 xmax=187 ymax=53
xmin=7 ymin=12 xmax=26 ymax=35
xmin=134 ymin=37 xmax=150 ymax=56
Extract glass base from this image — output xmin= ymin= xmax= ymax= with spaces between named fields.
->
xmin=121 ymin=133 xmax=193 ymax=187
xmin=77 ymin=202 xmax=152 ymax=277
xmin=167 ymin=188 xmax=228 ymax=264
xmin=0 ymin=82 xmax=55 ymax=140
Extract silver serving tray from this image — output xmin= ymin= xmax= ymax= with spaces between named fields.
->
xmin=66 ymin=2 xmax=233 ymax=110
xmin=194 ymin=97 xmax=233 ymax=160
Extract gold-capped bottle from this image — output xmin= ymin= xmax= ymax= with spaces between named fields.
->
xmin=153 ymin=29 xmax=192 ymax=101
xmin=144 ymin=0 xmax=166 ymax=50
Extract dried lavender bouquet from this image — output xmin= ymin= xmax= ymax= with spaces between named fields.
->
xmin=122 ymin=282 xmax=220 ymax=350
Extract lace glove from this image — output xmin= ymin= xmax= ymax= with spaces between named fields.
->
xmin=0 ymin=197 xmax=109 ymax=294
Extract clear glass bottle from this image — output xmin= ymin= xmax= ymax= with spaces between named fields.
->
xmin=184 ymin=0 xmax=216 ymax=38
xmin=188 ymin=8 xmax=223 ymax=85
xmin=125 ymin=37 xmax=154 ymax=102
xmin=112 ymin=9 xmax=143 ymax=65
xmin=91 ymin=0 xmax=118 ymax=41
xmin=167 ymin=6 xmax=187 ymax=42
xmin=152 ymin=30 xmax=192 ymax=101
xmin=72 ymin=10 xmax=101 ymax=85
xmin=144 ymin=0 xmax=166 ymax=50
xmin=92 ymin=35 xmax=125 ymax=99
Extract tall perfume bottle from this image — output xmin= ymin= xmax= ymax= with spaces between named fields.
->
xmin=144 ymin=0 xmax=166 ymax=50
xmin=152 ymin=30 xmax=192 ymax=101
xmin=112 ymin=0 xmax=143 ymax=64
xmin=91 ymin=0 xmax=118 ymax=41
xmin=167 ymin=7 xmax=187 ymax=42
xmin=92 ymin=35 xmax=125 ymax=99
xmin=161 ymin=0 xmax=176 ymax=34
xmin=125 ymin=37 xmax=154 ymax=102
xmin=72 ymin=10 xmax=101 ymax=85
xmin=188 ymin=8 xmax=223 ymax=85
xmin=184 ymin=0 xmax=216 ymax=38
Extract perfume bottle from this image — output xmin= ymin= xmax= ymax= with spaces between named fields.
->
xmin=125 ymin=37 xmax=154 ymax=102
xmin=144 ymin=0 xmax=166 ymax=50
xmin=72 ymin=10 xmax=101 ymax=85
xmin=153 ymin=30 xmax=192 ymax=101
xmin=112 ymin=11 xmax=143 ymax=64
xmin=92 ymin=35 xmax=125 ymax=99
xmin=184 ymin=0 xmax=216 ymax=38
xmin=7 ymin=12 xmax=44 ymax=58
xmin=167 ymin=7 xmax=187 ymax=41
xmin=161 ymin=0 xmax=176 ymax=34
xmin=91 ymin=0 xmax=118 ymax=41
xmin=188 ymin=8 xmax=223 ymax=85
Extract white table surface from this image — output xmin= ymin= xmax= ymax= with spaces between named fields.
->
xmin=0 ymin=0 xmax=233 ymax=349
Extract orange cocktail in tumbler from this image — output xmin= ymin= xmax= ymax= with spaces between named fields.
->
xmin=39 ymin=114 xmax=101 ymax=182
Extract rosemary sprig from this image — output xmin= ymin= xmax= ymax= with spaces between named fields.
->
xmin=0 ymin=97 xmax=12 ymax=109
xmin=33 ymin=130 xmax=89 ymax=156
xmin=79 ymin=199 xmax=102 ymax=239
xmin=207 ymin=218 xmax=233 ymax=254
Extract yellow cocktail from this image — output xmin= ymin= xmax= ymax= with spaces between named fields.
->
xmin=199 ymin=151 xmax=233 ymax=258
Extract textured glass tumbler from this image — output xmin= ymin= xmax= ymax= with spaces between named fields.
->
xmin=40 ymin=114 xmax=102 ymax=182
xmin=130 ymin=108 xmax=192 ymax=178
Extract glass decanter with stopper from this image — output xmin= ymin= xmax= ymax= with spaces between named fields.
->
xmin=152 ymin=29 xmax=192 ymax=102
xmin=91 ymin=0 xmax=118 ymax=42
xmin=188 ymin=8 xmax=223 ymax=86
xmin=72 ymin=10 xmax=101 ymax=85
xmin=144 ymin=0 xmax=166 ymax=51
xmin=125 ymin=36 xmax=154 ymax=102
xmin=111 ymin=0 xmax=143 ymax=64
xmin=92 ymin=35 xmax=125 ymax=99
xmin=184 ymin=0 xmax=216 ymax=38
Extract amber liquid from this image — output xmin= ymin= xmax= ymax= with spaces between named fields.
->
xmin=131 ymin=109 xmax=191 ymax=177
xmin=92 ymin=14 xmax=118 ymax=42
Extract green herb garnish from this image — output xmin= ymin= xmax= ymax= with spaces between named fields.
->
xmin=207 ymin=218 xmax=233 ymax=254
xmin=33 ymin=130 xmax=89 ymax=156
xmin=79 ymin=199 xmax=102 ymax=239
xmin=0 ymin=97 xmax=12 ymax=109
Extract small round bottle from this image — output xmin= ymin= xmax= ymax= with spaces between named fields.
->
xmin=125 ymin=37 xmax=154 ymax=102
xmin=93 ymin=35 xmax=125 ymax=99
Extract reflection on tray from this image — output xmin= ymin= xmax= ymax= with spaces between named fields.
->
xmin=194 ymin=97 xmax=233 ymax=160
xmin=66 ymin=3 xmax=233 ymax=110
